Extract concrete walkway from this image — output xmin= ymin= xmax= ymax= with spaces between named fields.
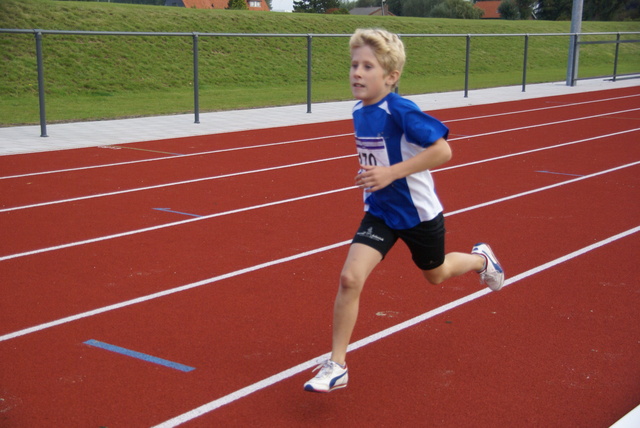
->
xmin=0 ymin=78 xmax=638 ymax=156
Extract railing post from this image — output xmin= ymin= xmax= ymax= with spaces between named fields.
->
xmin=566 ymin=0 xmax=583 ymax=86
xmin=395 ymin=34 xmax=401 ymax=94
xmin=612 ymin=32 xmax=620 ymax=82
xmin=569 ymin=34 xmax=579 ymax=86
xmin=306 ymin=34 xmax=312 ymax=113
xmin=35 ymin=30 xmax=48 ymax=137
xmin=464 ymin=34 xmax=471 ymax=98
xmin=192 ymin=32 xmax=200 ymax=124
xmin=522 ymin=34 xmax=529 ymax=92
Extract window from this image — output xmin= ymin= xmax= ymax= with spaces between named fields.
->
xmin=249 ymin=0 xmax=261 ymax=7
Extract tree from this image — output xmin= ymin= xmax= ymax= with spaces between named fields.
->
xmin=227 ymin=0 xmax=248 ymax=9
xmin=583 ymin=0 xmax=637 ymax=20
xmin=401 ymin=0 xmax=484 ymax=18
xmin=498 ymin=0 xmax=520 ymax=19
xmin=293 ymin=0 xmax=340 ymax=13
xmin=537 ymin=0 xmax=638 ymax=21
xmin=536 ymin=0 xmax=573 ymax=20
xmin=431 ymin=0 xmax=484 ymax=18
xmin=401 ymin=0 xmax=441 ymax=17
xmin=386 ymin=0 xmax=402 ymax=15
xmin=355 ymin=0 xmax=403 ymax=15
xmin=514 ymin=0 xmax=536 ymax=19
xmin=354 ymin=0 xmax=378 ymax=6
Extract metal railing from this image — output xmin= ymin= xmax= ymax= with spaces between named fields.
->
xmin=1 ymin=29 xmax=638 ymax=137
xmin=570 ymin=32 xmax=640 ymax=84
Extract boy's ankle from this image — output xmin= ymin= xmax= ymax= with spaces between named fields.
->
xmin=331 ymin=360 xmax=346 ymax=368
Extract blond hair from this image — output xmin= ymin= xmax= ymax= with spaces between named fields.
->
xmin=349 ymin=28 xmax=406 ymax=88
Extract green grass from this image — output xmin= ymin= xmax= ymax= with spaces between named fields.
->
xmin=1 ymin=0 xmax=638 ymax=125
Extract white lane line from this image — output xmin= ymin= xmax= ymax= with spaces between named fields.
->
xmin=447 ymin=107 xmax=640 ymax=142
xmin=1 ymin=158 xmax=638 ymax=263
xmin=151 ymin=225 xmax=640 ymax=428
xmin=0 ymin=154 xmax=354 ymax=213
xmin=2 ymin=162 xmax=638 ymax=340
xmin=446 ymin=161 xmax=640 ymax=216
xmin=1 ymin=96 xmax=637 ymax=182
xmin=444 ymin=93 xmax=640 ymax=123
xmin=0 ymin=133 xmax=354 ymax=180
xmin=611 ymin=404 xmax=640 ymax=428
xmin=0 ymin=187 xmax=355 ymax=262
xmin=0 ymin=240 xmax=351 ymax=343
xmin=440 ymin=128 xmax=639 ymax=172
xmin=2 ymin=123 xmax=637 ymax=215
xmin=2 ymin=92 xmax=635 ymax=181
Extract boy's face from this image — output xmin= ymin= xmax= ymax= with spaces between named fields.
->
xmin=350 ymin=45 xmax=399 ymax=106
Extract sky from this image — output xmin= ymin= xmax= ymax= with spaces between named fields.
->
xmin=271 ymin=0 xmax=294 ymax=12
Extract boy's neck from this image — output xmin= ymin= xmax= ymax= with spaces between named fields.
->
xmin=362 ymin=89 xmax=393 ymax=106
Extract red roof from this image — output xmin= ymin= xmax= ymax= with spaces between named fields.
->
xmin=179 ymin=0 xmax=270 ymax=12
xmin=474 ymin=1 xmax=501 ymax=19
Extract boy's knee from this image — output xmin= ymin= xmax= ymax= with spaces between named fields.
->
xmin=340 ymin=270 xmax=365 ymax=291
xmin=422 ymin=269 xmax=446 ymax=285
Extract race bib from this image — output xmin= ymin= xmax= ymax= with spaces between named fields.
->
xmin=355 ymin=136 xmax=390 ymax=168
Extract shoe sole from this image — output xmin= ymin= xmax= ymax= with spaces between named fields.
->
xmin=474 ymin=243 xmax=504 ymax=291
xmin=304 ymin=383 xmax=348 ymax=393
xmin=304 ymin=371 xmax=348 ymax=393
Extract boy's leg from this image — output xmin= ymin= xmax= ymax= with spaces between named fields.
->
xmin=303 ymin=243 xmax=381 ymax=392
xmin=421 ymin=251 xmax=484 ymax=285
xmin=331 ymin=243 xmax=382 ymax=365
xmin=422 ymin=245 xmax=505 ymax=291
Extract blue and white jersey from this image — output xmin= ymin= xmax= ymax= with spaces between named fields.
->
xmin=353 ymin=92 xmax=449 ymax=230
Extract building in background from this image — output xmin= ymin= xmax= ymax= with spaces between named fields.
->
xmin=349 ymin=5 xmax=393 ymax=16
xmin=165 ymin=0 xmax=270 ymax=12
xmin=473 ymin=0 xmax=501 ymax=19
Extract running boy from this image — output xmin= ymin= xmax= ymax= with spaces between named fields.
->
xmin=303 ymin=28 xmax=504 ymax=393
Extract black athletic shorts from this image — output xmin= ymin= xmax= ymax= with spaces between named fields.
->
xmin=351 ymin=212 xmax=446 ymax=271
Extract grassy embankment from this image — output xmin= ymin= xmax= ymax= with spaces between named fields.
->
xmin=1 ymin=0 xmax=638 ymax=125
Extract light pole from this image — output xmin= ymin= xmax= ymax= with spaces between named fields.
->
xmin=566 ymin=0 xmax=584 ymax=86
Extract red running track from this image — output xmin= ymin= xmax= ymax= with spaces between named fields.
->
xmin=0 ymin=86 xmax=639 ymax=427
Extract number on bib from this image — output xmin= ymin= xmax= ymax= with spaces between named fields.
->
xmin=355 ymin=136 xmax=389 ymax=167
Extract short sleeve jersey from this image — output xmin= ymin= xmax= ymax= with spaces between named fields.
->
xmin=353 ymin=92 xmax=449 ymax=230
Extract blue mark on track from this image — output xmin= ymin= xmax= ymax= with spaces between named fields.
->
xmin=84 ymin=339 xmax=195 ymax=372
xmin=536 ymin=170 xmax=585 ymax=177
xmin=153 ymin=208 xmax=202 ymax=218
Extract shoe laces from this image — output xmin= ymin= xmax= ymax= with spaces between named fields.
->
xmin=312 ymin=360 xmax=337 ymax=379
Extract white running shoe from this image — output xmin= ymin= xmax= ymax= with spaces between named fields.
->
xmin=472 ymin=243 xmax=505 ymax=291
xmin=303 ymin=360 xmax=348 ymax=393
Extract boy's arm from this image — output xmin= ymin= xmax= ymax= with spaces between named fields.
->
xmin=356 ymin=137 xmax=452 ymax=192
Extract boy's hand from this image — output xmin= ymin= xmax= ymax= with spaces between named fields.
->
xmin=356 ymin=164 xmax=396 ymax=192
